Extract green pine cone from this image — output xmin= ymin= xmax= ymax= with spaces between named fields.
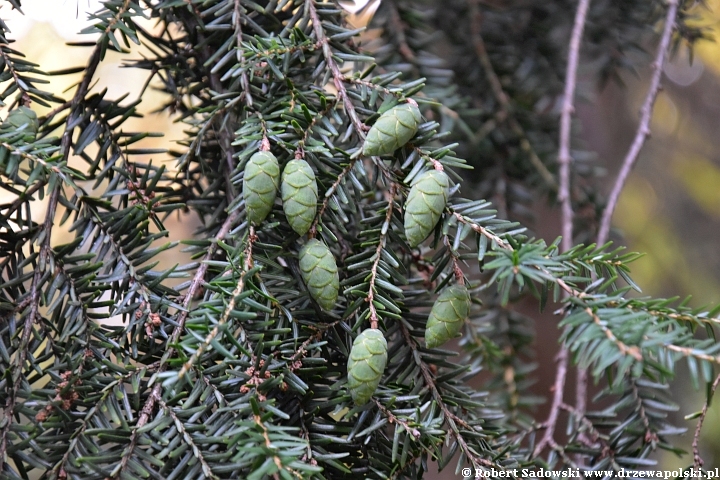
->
xmin=3 ymin=106 xmax=38 ymax=138
xmin=298 ymin=239 xmax=339 ymax=311
xmin=243 ymin=151 xmax=280 ymax=225
xmin=347 ymin=328 xmax=388 ymax=405
xmin=425 ymin=284 xmax=471 ymax=349
xmin=362 ymin=102 xmax=421 ymax=156
xmin=404 ymin=170 xmax=449 ymax=247
xmin=281 ymin=159 xmax=318 ymax=236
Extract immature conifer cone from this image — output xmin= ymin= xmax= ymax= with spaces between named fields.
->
xmin=298 ymin=239 xmax=339 ymax=310
xmin=425 ymin=284 xmax=471 ymax=349
xmin=281 ymin=159 xmax=318 ymax=236
xmin=2 ymin=106 xmax=38 ymax=139
xmin=347 ymin=328 xmax=388 ymax=405
xmin=362 ymin=102 xmax=421 ymax=156
xmin=243 ymin=151 xmax=280 ymax=225
xmin=404 ymin=170 xmax=449 ymax=247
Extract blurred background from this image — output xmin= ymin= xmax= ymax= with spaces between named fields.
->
xmin=2 ymin=0 xmax=720 ymax=473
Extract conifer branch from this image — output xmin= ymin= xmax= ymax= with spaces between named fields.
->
xmin=0 ymin=45 xmax=30 ymax=106
xmin=372 ymin=399 xmax=420 ymax=440
xmin=398 ymin=322 xmax=511 ymax=474
xmin=367 ymin=185 xmax=397 ymax=329
xmin=0 ymin=1 xmax=134 ymax=468
xmin=309 ymin=0 xmax=366 ymax=141
xmin=160 ymin=398 xmax=220 ymax=480
xmin=176 ymin=226 xmax=256 ymax=381
xmin=114 ymin=210 xmax=239 ymax=478
xmin=234 ymin=0 xmax=253 ymax=107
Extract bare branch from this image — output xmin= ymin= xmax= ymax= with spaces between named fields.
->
xmin=558 ymin=0 xmax=590 ymax=255
xmin=597 ymin=0 xmax=678 ymax=247
xmin=693 ymin=373 xmax=720 ymax=469
xmin=537 ymin=0 xmax=592 ymax=456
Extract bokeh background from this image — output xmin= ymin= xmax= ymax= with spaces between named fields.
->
xmin=3 ymin=0 xmax=720 ymax=474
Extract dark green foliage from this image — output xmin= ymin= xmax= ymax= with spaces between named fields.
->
xmin=0 ymin=0 xmax=715 ymax=479
xmin=2 ymin=106 xmax=38 ymax=138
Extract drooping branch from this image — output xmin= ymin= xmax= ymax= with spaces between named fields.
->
xmin=0 ymin=1 xmax=135 ymax=468
xmin=557 ymin=0 xmax=590 ymax=255
xmin=534 ymin=0 xmax=592 ymax=457
xmin=693 ymin=373 xmax=720 ymax=469
xmin=113 ymin=210 xmax=240 ymax=479
xmin=398 ymin=322 xmax=511 ymax=474
xmin=596 ymin=0 xmax=679 ymax=247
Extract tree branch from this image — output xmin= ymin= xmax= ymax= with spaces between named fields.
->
xmin=233 ymin=0 xmax=253 ymax=107
xmin=596 ymin=0 xmax=679 ymax=247
xmin=160 ymin=398 xmax=220 ymax=480
xmin=176 ymin=226 xmax=256 ymax=382
xmin=113 ymin=210 xmax=239 ymax=478
xmin=558 ymin=0 xmax=590 ymax=255
xmin=0 ymin=1 xmax=133 ymax=468
xmin=537 ymin=0 xmax=592 ymax=457
xmin=398 ymin=322 xmax=512 ymax=474
xmin=367 ymin=185 xmax=397 ymax=329
xmin=693 ymin=373 xmax=720 ymax=469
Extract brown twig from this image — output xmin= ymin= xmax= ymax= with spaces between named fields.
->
xmin=557 ymin=0 xmax=590 ymax=255
xmin=253 ymin=412 xmax=303 ymax=480
xmin=0 ymin=1 xmax=134 ymax=469
xmin=630 ymin=380 xmax=658 ymax=446
xmin=372 ymin=399 xmax=421 ymax=439
xmin=367 ymin=185 xmax=397 ymax=329
xmin=467 ymin=0 xmax=557 ymax=190
xmin=387 ymin=2 xmax=415 ymax=62
xmin=308 ymin=160 xmax=354 ymax=237
xmin=309 ymin=0 xmax=366 ymax=142
xmin=693 ymin=373 xmax=720 ymax=469
xmin=596 ymin=0 xmax=679 ymax=247
xmin=307 ymin=0 xmax=384 ymax=238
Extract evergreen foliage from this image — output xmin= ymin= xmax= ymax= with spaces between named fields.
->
xmin=0 ymin=0 xmax=716 ymax=478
